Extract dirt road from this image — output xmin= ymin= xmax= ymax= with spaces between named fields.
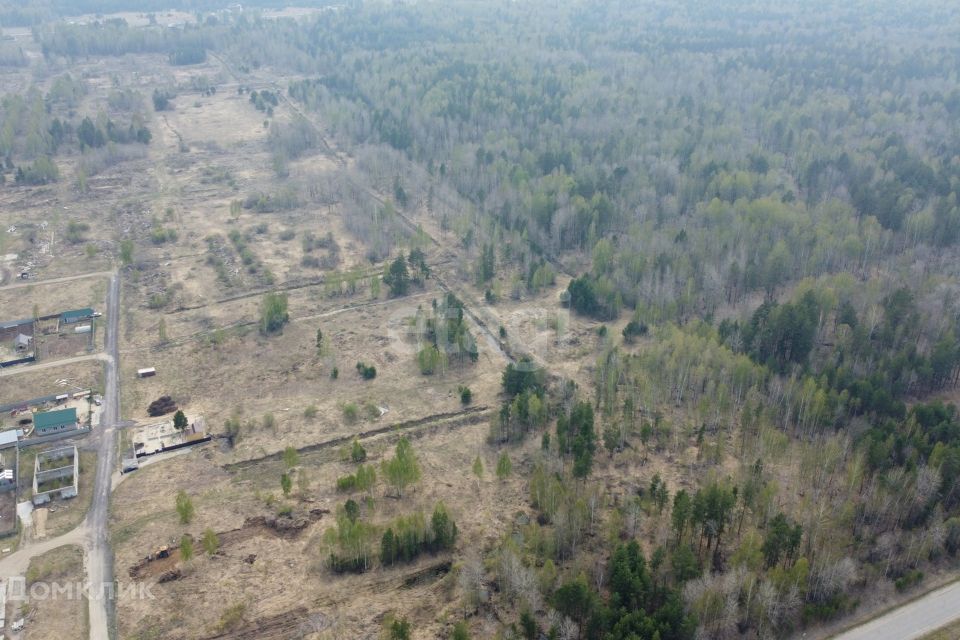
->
xmin=0 ymin=353 xmax=109 ymax=377
xmin=829 ymin=580 xmax=960 ymax=640
xmin=84 ymin=272 xmax=120 ymax=639
xmin=0 ymin=270 xmax=112 ymax=291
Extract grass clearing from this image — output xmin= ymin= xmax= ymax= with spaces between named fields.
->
xmin=23 ymin=545 xmax=88 ymax=640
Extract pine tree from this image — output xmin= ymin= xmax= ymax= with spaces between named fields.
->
xmin=496 ymin=452 xmax=512 ymax=479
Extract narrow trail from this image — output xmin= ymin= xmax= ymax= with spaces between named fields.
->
xmin=224 ymin=405 xmax=492 ymax=472
xmin=0 ymin=270 xmax=112 ymax=291
xmin=0 ymin=352 xmax=109 ymax=377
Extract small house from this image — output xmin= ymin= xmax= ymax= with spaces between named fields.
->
xmin=137 ymin=367 xmax=156 ymax=378
xmin=32 ymin=408 xmax=78 ymax=435
xmin=14 ymin=333 xmax=32 ymax=351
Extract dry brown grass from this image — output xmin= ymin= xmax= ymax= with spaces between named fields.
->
xmin=0 ymin=276 xmax=108 ymax=319
xmin=0 ymin=360 xmax=104 ymax=408
xmin=23 ymin=545 xmax=88 ymax=640
xmin=920 ymin=619 xmax=960 ymax=640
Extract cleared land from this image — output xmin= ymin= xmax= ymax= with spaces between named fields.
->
xmin=22 ymin=545 xmax=88 ymax=640
xmin=0 ymin=17 xmax=750 ymax=640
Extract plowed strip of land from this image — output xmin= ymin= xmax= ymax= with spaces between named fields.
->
xmin=222 ymin=406 xmax=491 ymax=472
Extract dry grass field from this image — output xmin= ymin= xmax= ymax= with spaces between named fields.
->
xmin=21 ymin=545 xmax=88 ymax=640
xmin=0 ymin=360 xmax=104 ymax=408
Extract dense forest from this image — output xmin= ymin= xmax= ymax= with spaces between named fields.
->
xmin=21 ymin=1 xmax=960 ymax=638
xmin=0 ymin=0 xmax=338 ymax=26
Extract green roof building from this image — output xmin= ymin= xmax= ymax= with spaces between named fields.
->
xmin=61 ymin=308 xmax=94 ymax=324
xmin=34 ymin=408 xmax=78 ymax=434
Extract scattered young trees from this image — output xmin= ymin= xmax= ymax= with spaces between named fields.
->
xmin=175 ymin=490 xmax=194 ymax=525
xmin=201 ymin=528 xmax=219 ymax=556
xmin=179 ymin=535 xmax=194 ymax=562
xmin=336 ymin=464 xmax=376 ymax=493
xmin=259 ymin=292 xmax=289 ymax=335
xmin=384 ymin=254 xmax=410 ymax=296
xmin=382 ymin=437 xmax=421 ymax=498
xmin=416 ymin=294 xmax=479 ymax=374
xmin=325 ymin=500 xmax=378 ymax=574
xmin=495 ymin=452 xmax=512 ymax=480
xmin=556 ymin=401 xmax=596 ymax=478
xmin=380 ymin=503 xmax=458 ymax=566
xmin=355 ymin=361 xmax=377 ymax=379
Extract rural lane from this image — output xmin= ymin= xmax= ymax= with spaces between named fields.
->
xmin=0 ymin=353 xmax=109 ymax=377
xmin=830 ymin=580 xmax=960 ymax=640
xmin=84 ymin=271 xmax=120 ymax=640
xmin=0 ymin=270 xmax=112 ymax=291
xmin=0 ymin=525 xmax=88 ymax=578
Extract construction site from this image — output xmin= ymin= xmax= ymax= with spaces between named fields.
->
xmin=129 ymin=414 xmax=209 ymax=458
xmin=31 ymin=445 xmax=79 ymax=506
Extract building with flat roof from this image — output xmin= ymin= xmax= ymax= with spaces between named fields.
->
xmin=33 ymin=408 xmax=78 ymax=435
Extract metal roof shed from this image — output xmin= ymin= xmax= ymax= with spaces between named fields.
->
xmin=61 ymin=308 xmax=94 ymax=324
xmin=33 ymin=408 xmax=78 ymax=433
xmin=0 ymin=430 xmax=18 ymax=449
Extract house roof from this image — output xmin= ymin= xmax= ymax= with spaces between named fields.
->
xmin=0 ymin=430 xmax=18 ymax=448
xmin=34 ymin=408 xmax=77 ymax=431
xmin=14 ymin=333 xmax=31 ymax=345
xmin=61 ymin=308 xmax=94 ymax=322
xmin=0 ymin=318 xmax=32 ymax=330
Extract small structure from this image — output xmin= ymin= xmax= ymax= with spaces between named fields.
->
xmin=32 ymin=407 xmax=78 ymax=435
xmin=137 ymin=367 xmax=157 ymax=378
xmin=0 ymin=446 xmax=17 ymax=494
xmin=121 ymin=457 xmax=140 ymax=473
xmin=0 ymin=430 xmax=18 ymax=450
xmin=132 ymin=415 xmax=209 ymax=457
xmin=60 ymin=308 xmax=94 ymax=324
xmin=32 ymin=445 xmax=78 ymax=506
xmin=0 ymin=318 xmax=32 ymax=333
xmin=73 ymin=325 xmax=91 ymax=334
xmin=0 ymin=318 xmax=35 ymax=365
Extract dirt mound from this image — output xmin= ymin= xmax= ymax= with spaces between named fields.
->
xmin=129 ymin=508 xmax=328 ymax=580
xmin=157 ymin=569 xmax=182 ymax=583
xmin=129 ymin=549 xmax=181 ymax=580
xmin=147 ymin=395 xmax=177 ymax=416
xmin=219 ymin=508 xmax=329 ymax=545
